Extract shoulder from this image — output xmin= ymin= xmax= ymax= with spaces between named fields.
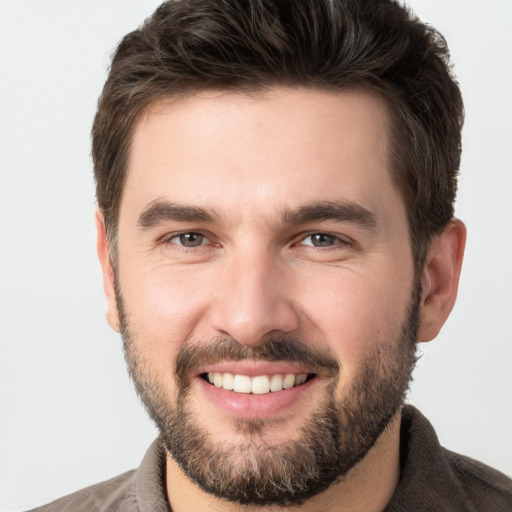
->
xmin=27 ymin=438 xmax=169 ymax=512
xmin=386 ymin=406 xmax=512 ymax=512
xmin=443 ymin=448 xmax=512 ymax=511
xmin=28 ymin=470 xmax=137 ymax=512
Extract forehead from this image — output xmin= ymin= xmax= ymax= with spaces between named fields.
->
xmin=122 ymin=87 xmax=400 ymax=225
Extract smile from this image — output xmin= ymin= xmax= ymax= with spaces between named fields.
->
xmin=202 ymin=372 xmax=315 ymax=394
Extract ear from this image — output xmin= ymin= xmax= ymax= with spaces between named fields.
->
xmin=418 ymin=218 xmax=466 ymax=342
xmin=95 ymin=210 xmax=120 ymax=332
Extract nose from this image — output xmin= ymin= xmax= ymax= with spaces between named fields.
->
xmin=209 ymin=249 xmax=300 ymax=345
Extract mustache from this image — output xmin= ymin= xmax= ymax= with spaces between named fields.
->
xmin=175 ymin=336 xmax=340 ymax=387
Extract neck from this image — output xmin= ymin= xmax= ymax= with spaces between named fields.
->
xmin=165 ymin=411 xmax=402 ymax=512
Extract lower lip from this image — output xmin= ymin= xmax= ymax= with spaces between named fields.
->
xmin=196 ymin=377 xmax=318 ymax=418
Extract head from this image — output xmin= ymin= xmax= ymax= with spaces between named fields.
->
xmin=93 ymin=0 xmax=465 ymax=507
xmin=93 ymin=0 xmax=463 ymax=273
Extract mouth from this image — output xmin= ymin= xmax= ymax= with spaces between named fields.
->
xmin=200 ymin=371 xmax=317 ymax=394
xmin=193 ymin=361 xmax=323 ymax=418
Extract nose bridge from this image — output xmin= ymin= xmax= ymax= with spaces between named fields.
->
xmin=211 ymin=242 xmax=299 ymax=345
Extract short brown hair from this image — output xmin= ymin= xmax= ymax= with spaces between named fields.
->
xmin=92 ymin=0 xmax=463 ymax=268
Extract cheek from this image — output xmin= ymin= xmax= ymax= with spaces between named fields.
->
xmin=120 ymin=266 xmax=211 ymax=362
xmin=296 ymin=263 xmax=413 ymax=374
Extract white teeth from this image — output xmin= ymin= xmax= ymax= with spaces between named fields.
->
xmin=233 ymin=374 xmax=252 ymax=393
xmin=270 ymin=374 xmax=283 ymax=392
xmin=283 ymin=374 xmax=295 ymax=389
xmin=222 ymin=372 xmax=234 ymax=390
xmin=251 ymin=375 xmax=270 ymax=394
xmin=295 ymin=373 xmax=308 ymax=385
xmin=206 ymin=372 xmax=311 ymax=394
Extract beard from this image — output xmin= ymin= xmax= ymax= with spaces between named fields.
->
xmin=116 ymin=282 xmax=420 ymax=507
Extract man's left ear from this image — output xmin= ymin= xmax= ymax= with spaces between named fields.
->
xmin=418 ymin=218 xmax=466 ymax=342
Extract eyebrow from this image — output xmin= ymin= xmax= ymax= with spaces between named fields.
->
xmin=283 ymin=201 xmax=378 ymax=229
xmin=137 ymin=199 xmax=377 ymax=230
xmin=138 ymin=201 xmax=218 ymax=229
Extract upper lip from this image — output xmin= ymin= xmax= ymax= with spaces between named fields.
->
xmin=197 ymin=360 xmax=314 ymax=378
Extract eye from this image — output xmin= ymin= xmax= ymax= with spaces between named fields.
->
xmin=299 ymin=233 xmax=346 ymax=248
xmin=169 ymin=232 xmax=209 ymax=248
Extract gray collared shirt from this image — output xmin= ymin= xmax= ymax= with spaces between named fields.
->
xmin=30 ymin=406 xmax=512 ymax=511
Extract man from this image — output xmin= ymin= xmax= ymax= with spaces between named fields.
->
xmin=30 ymin=0 xmax=511 ymax=510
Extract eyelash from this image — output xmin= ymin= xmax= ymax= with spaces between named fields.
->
xmin=160 ymin=231 xmax=352 ymax=251
xmin=161 ymin=231 xmax=214 ymax=250
xmin=296 ymin=232 xmax=352 ymax=249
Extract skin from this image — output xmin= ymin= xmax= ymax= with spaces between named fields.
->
xmin=97 ymin=88 xmax=466 ymax=511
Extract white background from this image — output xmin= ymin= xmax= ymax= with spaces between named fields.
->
xmin=0 ymin=1 xmax=511 ymax=510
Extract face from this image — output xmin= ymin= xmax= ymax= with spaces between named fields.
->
xmin=107 ymin=88 xmax=419 ymax=505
